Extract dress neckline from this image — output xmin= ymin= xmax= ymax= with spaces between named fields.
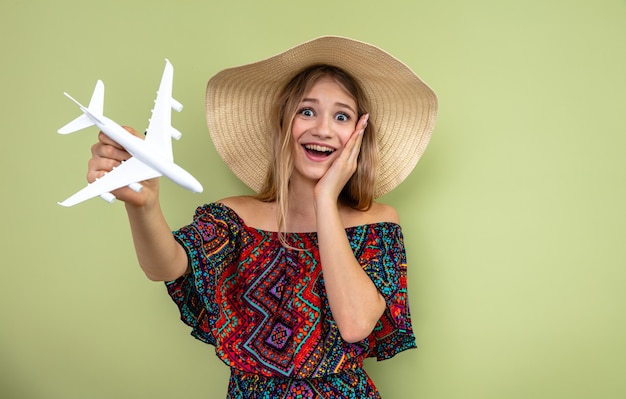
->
xmin=213 ymin=202 xmax=400 ymax=235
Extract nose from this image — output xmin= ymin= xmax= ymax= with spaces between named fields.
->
xmin=312 ymin=114 xmax=333 ymax=139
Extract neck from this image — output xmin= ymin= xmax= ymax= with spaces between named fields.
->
xmin=284 ymin=178 xmax=335 ymax=232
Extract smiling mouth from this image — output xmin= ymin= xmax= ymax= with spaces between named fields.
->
xmin=304 ymin=144 xmax=335 ymax=157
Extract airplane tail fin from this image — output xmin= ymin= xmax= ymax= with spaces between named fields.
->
xmin=58 ymin=80 xmax=105 ymax=134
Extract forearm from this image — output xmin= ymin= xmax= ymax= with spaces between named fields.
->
xmin=125 ymin=201 xmax=188 ymax=282
xmin=316 ymin=200 xmax=386 ymax=343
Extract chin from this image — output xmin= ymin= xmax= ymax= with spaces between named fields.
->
xmin=292 ymin=167 xmax=328 ymax=185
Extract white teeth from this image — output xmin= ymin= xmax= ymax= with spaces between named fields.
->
xmin=304 ymin=144 xmax=334 ymax=153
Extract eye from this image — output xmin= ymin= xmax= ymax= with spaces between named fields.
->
xmin=298 ymin=108 xmax=315 ymax=117
xmin=335 ymin=112 xmax=351 ymax=122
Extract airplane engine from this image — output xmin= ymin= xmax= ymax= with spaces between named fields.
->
xmin=170 ymin=127 xmax=182 ymax=140
xmin=170 ymin=98 xmax=183 ymax=112
xmin=128 ymin=182 xmax=143 ymax=192
xmin=100 ymin=192 xmax=116 ymax=203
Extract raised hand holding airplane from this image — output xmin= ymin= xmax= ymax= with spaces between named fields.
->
xmin=57 ymin=59 xmax=203 ymax=207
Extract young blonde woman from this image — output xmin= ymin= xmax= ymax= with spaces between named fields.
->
xmin=88 ymin=36 xmax=437 ymax=398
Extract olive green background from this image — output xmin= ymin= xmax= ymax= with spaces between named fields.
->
xmin=1 ymin=0 xmax=625 ymax=398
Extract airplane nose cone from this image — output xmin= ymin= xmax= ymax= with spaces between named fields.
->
xmin=160 ymin=161 xmax=203 ymax=193
xmin=190 ymin=179 xmax=203 ymax=193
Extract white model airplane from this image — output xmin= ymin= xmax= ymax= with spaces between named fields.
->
xmin=57 ymin=59 xmax=203 ymax=207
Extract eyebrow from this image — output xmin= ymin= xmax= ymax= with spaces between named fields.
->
xmin=301 ymin=98 xmax=357 ymax=115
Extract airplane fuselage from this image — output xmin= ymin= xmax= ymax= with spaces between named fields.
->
xmin=88 ymin=111 xmax=203 ymax=193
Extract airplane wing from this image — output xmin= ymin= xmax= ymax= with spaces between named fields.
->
xmin=144 ymin=59 xmax=182 ymax=162
xmin=58 ymin=157 xmax=162 ymax=207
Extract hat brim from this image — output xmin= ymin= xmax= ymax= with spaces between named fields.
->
xmin=206 ymin=35 xmax=438 ymax=198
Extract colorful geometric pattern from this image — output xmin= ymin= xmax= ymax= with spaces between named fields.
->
xmin=226 ymin=368 xmax=381 ymax=399
xmin=166 ymin=203 xmax=416 ymax=397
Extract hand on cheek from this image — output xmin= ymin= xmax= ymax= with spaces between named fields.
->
xmin=315 ymin=114 xmax=369 ymax=202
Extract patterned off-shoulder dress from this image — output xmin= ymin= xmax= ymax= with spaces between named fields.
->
xmin=166 ymin=203 xmax=416 ymax=398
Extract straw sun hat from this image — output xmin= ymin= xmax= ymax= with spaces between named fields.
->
xmin=206 ymin=36 xmax=438 ymax=198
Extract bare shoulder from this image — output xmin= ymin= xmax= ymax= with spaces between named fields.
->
xmin=218 ymin=195 xmax=254 ymax=209
xmin=343 ymin=201 xmax=401 ymax=227
xmin=367 ymin=202 xmax=401 ymax=224
xmin=217 ymin=196 xmax=277 ymax=230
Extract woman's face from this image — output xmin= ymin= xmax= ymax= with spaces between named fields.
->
xmin=290 ymin=77 xmax=358 ymax=185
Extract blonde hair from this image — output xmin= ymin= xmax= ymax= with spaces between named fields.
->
xmin=255 ymin=65 xmax=378 ymax=242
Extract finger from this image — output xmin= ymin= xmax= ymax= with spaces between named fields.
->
xmin=88 ymin=126 xmax=139 ymax=182
xmin=86 ymin=168 xmax=108 ymax=183
xmin=121 ymin=125 xmax=144 ymax=138
xmin=343 ymin=114 xmax=368 ymax=152
xmin=91 ymin=140 xmax=131 ymax=163
xmin=346 ymin=114 xmax=368 ymax=162
xmin=97 ymin=131 xmax=123 ymax=149
xmin=347 ymin=133 xmax=364 ymax=164
xmin=95 ymin=124 xmax=144 ymax=161
xmin=359 ymin=113 xmax=370 ymax=131
xmin=87 ymin=143 xmax=124 ymax=183
xmin=354 ymin=113 xmax=369 ymax=135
